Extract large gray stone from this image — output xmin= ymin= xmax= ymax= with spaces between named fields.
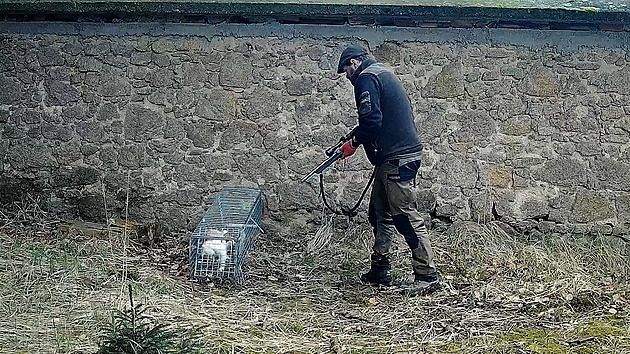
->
xmin=54 ymin=143 xmax=82 ymax=165
xmin=38 ymin=46 xmax=65 ymax=67
xmin=603 ymin=67 xmax=630 ymax=94
xmin=219 ymin=53 xmax=252 ymax=89
xmin=7 ymin=140 xmax=58 ymax=169
xmin=141 ymin=167 xmax=165 ymax=190
xmin=76 ymin=120 xmax=107 ymax=143
xmin=535 ymin=157 xmax=588 ymax=187
xmin=3 ymin=124 xmax=27 ymax=139
xmin=99 ymin=145 xmax=119 ymax=168
xmin=51 ymin=166 xmax=100 ymax=187
xmin=453 ymin=110 xmax=496 ymax=146
xmin=75 ymin=195 xmax=108 ymax=222
xmin=275 ymin=181 xmax=319 ymax=211
xmin=163 ymin=150 xmax=185 ymax=165
xmin=435 ymin=199 xmax=470 ymax=221
xmin=286 ymin=75 xmax=315 ymax=96
xmin=42 ymin=122 xmax=74 ymax=142
xmin=151 ymin=52 xmax=171 ymax=68
xmin=501 ymin=115 xmax=532 ymax=136
xmin=97 ymin=103 xmax=120 ymax=121
xmin=130 ymin=51 xmax=151 ymax=66
xmin=492 ymin=189 xmax=516 ymax=219
xmin=520 ymin=196 xmax=549 ymax=219
xmin=0 ymin=109 xmax=8 ymax=123
xmin=571 ymin=190 xmax=615 ymax=223
xmin=241 ymin=87 xmax=282 ymax=120
xmin=561 ymin=74 xmax=588 ymax=95
xmin=438 ymin=154 xmax=478 ymax=188
xmin=616 ymin=193 xmax=630 ymax=226
xmin=404 ymin=44 xmax=447 ymax=66
xmin=416 ymin=188 xmax=436 ymax=214
xmin=61 ymin=105 xmax=85 ymax=123
xmin=44 ymin=80 xmax=80 ymax=106
xmin=178 ymin=62 xmax=208 ymax=87
xmin=0 ymin=75 xmax=20 ymax=104
xmin=495 ymin=96 xmax=527 ymax=121
xmin=151 ymin=38 xmax=177 ymax=54
xmin=517 ymin=65 xmax=558 ymax=97
xmin=118 ymin=144 xmax=149 ymax=168
xmin=185 ymin=120 xmax=216 ymax=149
xmin=124 ymin=104 xmax=165 ymax=142
xmin=483 ymin=47 xmax=514 ymax=59
xmin=160 ymin=189 xmax=204 ymax=207
xmin=194 ymin=88 xmax=241 ymax=121
xmin=552 ymin=104 xmax=599 ymax=133
xmin=500 ymin=66 xmax=526 ymax=80
xmin=592 ymin=157 xmax=630 ymax=191
xmin=0 ymin=53 xmax=15 ymax=72
xmin=163 ymin=118 xmax=186 ymax=140
xmin=75 ymin=56 xmax=103 ymax=73
xmin=99 ymin=76 xmax=132 ymax=97
xmin=422 ymin=61 xmax=465 ymax=98
xmin=173 ymin=164 xmax=208 ymax=187
xmin=615 ymin=115 xmax=630 ymax=133
xmin=374 ymin=42 xmax=403 ymax=66
xmin=84 ymin=39 xmax=111 ymax=57
xmin=0 ymin=177 xmax=44 ymax=203
xmin=217 ymin=120 xmax=259 ymax=151
xmin=234 ymin=151 xmax=280 ymax=183
xmin=575 ymin=140 xmax=601 ymax=156
xmin=149 ymin=68 xmax=174 ymax=88
xmin=103 ymin=55 xmax=127 ymax=69
xmin=416 ymin=110 xmax=447 ymax=141
xmin=12 ymin=108 xmax=42 ymax=124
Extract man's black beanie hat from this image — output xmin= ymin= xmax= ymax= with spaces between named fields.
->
xmin=337 ymin=45 xmax=368 ymax=73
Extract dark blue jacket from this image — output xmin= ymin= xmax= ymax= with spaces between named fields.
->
xmin=350 ymin=59 xmax=423 ymax=165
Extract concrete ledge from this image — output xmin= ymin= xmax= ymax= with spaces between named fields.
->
xmin=1 ymin=2 xmax=630 ymax=31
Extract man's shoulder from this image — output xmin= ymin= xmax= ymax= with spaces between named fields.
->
xmin=360 ymin=63 xmax=389 ymax=77
xmin=354 ymin=70 xmax=379 ymax=90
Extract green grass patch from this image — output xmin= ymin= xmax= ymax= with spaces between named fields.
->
xmin=439 ymin=317 xmax=630 ymax=353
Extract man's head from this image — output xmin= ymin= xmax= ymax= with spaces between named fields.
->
xmin=337 ymin=45 xmax=369 ymax=80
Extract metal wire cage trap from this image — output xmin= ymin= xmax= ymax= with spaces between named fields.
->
xmin=189 ymin=187 xmax=265 ymax=282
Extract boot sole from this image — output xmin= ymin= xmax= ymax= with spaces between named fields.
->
xmin=403 ymin=281 xmax=441 ymax=297
xmin=362 ymin=281 xmax=392 ymax=287
xmin=360 ymin=276 xmax=392 ymax=287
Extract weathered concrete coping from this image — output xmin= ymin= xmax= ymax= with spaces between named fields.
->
xmin=1 ymin=1 xmax=630 ymax=31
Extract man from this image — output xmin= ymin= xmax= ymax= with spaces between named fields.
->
xmin=336 ymin=45 xmax=440 ymax=295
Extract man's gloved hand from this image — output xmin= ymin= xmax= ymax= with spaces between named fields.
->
xmin=339 ymin=140 xmax=357 ymax=158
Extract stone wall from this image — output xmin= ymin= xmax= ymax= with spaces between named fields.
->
xmin=1 ymin=24 xmax=629 ymax=236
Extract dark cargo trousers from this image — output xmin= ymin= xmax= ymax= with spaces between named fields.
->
xmin=368 ymin=160 xmax=437 ymax=277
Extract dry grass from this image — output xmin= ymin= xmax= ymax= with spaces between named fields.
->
xmin=0 ymin=199 xmax=629 ymax=353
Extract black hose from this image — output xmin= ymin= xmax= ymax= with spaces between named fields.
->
xmin=319 ymin=166 xmax=376 ymax=217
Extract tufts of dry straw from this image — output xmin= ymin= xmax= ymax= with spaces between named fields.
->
xmin=1 ymin=200 xmax=629 ymax=353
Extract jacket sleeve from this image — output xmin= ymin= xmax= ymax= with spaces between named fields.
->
xmin=352 ymin=74 xmax=382 ymax=147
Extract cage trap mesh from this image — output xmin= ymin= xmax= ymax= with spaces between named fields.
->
xmin=189 ymin=186 xmax=265 ymax=282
